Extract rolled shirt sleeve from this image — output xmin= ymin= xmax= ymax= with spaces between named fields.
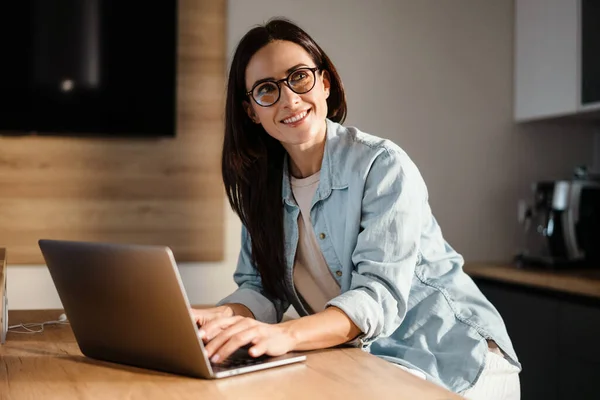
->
xmin=216 ymin=225 xmax=290 ymax=324
xmin=326 ymin=147 xmax=426 ymax=346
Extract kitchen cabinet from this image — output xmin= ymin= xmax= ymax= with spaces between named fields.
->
xmin=514 ymin=0 xmax=600 ymax=122
xmin=475 ymin=278 xmax=600 ymax=400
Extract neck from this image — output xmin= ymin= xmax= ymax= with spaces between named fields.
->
xmin=284 ymin=122 xmax=327 ymax=179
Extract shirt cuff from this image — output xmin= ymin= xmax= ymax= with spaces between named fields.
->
xmin=216 ymin=288 xmax=278 ymax=324
xmin=326 ymin=289 xmax=384 ymax=348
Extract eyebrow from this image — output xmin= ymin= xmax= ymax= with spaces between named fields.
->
xmin=249 ymin=64 xmax=310 ymax=88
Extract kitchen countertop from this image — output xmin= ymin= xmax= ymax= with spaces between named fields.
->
xmin=464 ymin=262 xmax=600 ymax=300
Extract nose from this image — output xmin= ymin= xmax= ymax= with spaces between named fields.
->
xmin=279 ymin=83 xmax=301 ymax=107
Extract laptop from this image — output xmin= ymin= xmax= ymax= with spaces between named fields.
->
xmin=38 ymin=239 xmax=306 ymax=378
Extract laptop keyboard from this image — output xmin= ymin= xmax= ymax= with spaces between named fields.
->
xmin=212 ymin=348 xmax=270 ymax=369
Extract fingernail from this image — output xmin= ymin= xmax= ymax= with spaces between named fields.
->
xmin=211 ymin=354 xmax=220 ymax=363
xmin=197 ymin=330 xmax=205 ymax=339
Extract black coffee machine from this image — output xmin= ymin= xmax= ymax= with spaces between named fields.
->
xmin=516 ymin=177 xmax=600 ymax=268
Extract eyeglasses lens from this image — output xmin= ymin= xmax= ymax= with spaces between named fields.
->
xmin=252 ymin=68 xmax=316 ymax=107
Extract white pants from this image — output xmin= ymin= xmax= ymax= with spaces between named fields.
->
xmin=461 ymin=351 xmax=521 ymax=400
xmin=394 ymin=351 xmax=520 ymax=399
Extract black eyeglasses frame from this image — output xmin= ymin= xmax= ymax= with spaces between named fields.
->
xmin=245 ymin=66 xmax=321 ymax=107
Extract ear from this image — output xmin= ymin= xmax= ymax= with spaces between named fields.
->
xmin=321 ymin=70 xmax=331 ymax=99
xmin=243 ymin=100 xmax=261 ymax=124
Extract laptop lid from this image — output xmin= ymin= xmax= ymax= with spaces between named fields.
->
xmin=39 ymin=239 xmax=213 ymax=378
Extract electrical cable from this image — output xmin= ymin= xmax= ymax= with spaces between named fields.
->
xmin=7 ymin=314 xmax=69 ymax=334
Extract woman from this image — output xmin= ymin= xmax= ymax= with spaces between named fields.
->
xmin=192 ymin=18 xmax=521 ymax=398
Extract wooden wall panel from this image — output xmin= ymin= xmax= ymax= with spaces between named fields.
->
xmin=0 ymin=0 xmax=226 ymax=264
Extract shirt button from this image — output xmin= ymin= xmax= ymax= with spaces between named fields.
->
xmin=336 ymin=271 xmax=343 ymax=277
xmin=319 ymin=233 xmax=326 ymax=240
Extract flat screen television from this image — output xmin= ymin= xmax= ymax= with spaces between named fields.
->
xmin=0 ymin=1 xmax=178 ymax=138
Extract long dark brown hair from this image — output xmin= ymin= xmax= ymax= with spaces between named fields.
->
xmin=222 ymin=18 xmax=347 ymax=300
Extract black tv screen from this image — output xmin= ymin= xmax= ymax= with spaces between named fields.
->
xmin=0 ymin=1 xmax=177 ymax=137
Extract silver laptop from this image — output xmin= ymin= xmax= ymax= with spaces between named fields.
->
xmin=38 ymin=239 xmax=306 ymax=378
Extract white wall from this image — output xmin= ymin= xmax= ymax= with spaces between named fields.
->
xmin=6 ymin=0 xmax=595 ymax=309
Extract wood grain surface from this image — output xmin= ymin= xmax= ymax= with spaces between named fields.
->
xmin=0 ymin=310 xmax=462 ymax=400
xmin=464 ymin=262 xmax=600 ymax=299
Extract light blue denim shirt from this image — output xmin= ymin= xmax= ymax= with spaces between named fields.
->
xmin=217 ymin=119 xmax=521 ymax=392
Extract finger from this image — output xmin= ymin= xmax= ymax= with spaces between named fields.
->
xmin=210 ymin=327 xmax=261 ymax=364
xmin=190 ymin=308 xmax=220 ymax=327
xmin=204 ymin=318 xmax=255 ymax=357
xmin=248 ymin=339 xmax=268 ymax=358
xmin=204 ymin=320 xmax=257 ymax=359
xmin=190 ymin=309 xmax=208 ymax=326
xmin=190 ymin=306 xmax=233 ymax=326
xmin=199 ymin=316 xmax=245 ymax=342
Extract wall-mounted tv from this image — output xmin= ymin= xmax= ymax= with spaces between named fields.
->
xmin=0 ymin=1 xmax=178 ymax=138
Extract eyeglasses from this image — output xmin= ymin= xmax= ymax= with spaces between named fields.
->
xmin=246 ymin=66 xmax=320 ymax=107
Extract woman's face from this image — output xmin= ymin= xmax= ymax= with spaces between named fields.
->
xmin=244 ymin=40 xmax=330 ymax=150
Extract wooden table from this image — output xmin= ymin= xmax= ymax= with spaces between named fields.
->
xmin=0 ymin=310 xmax=461 ymax=400
xmin=464 ymin=262 xmax=600 ymax=299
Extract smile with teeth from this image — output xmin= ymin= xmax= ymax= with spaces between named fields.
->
xmin=282 ymin=109 xmax=310 ymax=124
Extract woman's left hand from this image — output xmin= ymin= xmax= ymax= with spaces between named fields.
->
xmin=198 ymin=316 xmax=297 ymax=363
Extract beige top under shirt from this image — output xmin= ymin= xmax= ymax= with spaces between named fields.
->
xmin=291 ymin=171 xmax=341 ymax=313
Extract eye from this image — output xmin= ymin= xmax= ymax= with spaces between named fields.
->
xmin=290 ymin=70 xmax=309 ymax=82
xmin=256 ymin=82 xmax=277 ymax=96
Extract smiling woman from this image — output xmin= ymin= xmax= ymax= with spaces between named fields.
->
xmin=191 ymin=18 xmax=521 ymax=399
